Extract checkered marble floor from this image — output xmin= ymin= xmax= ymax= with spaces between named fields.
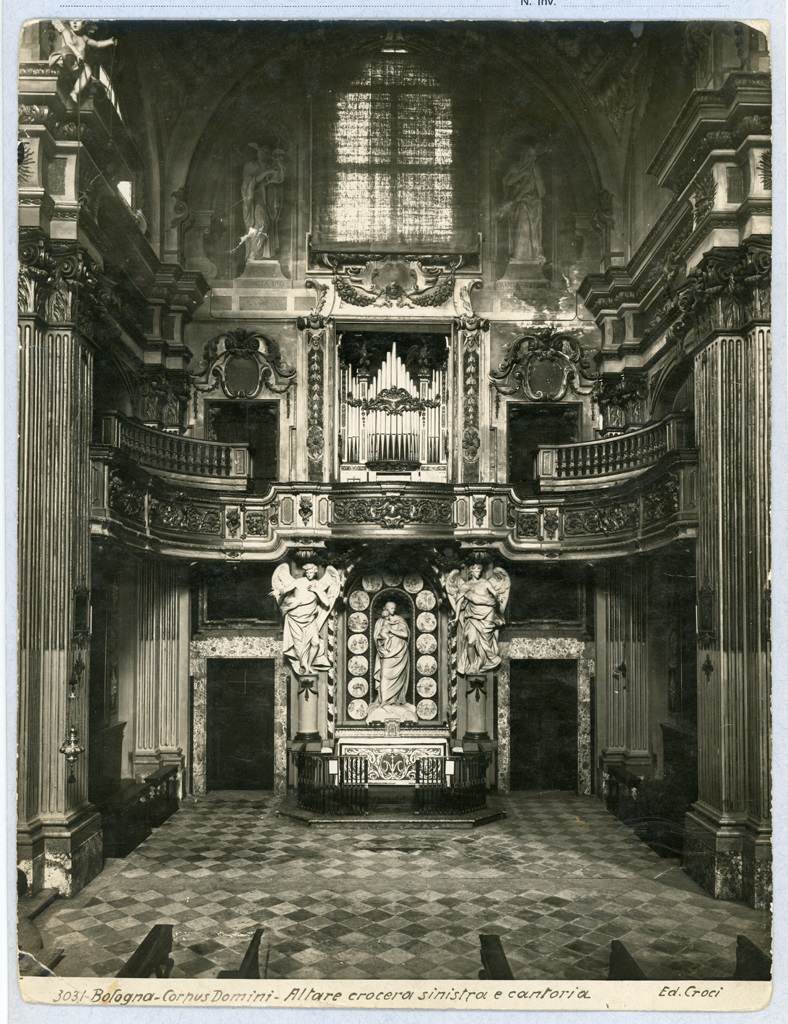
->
xmin=34 ymin=791 xmax=770 ymax=980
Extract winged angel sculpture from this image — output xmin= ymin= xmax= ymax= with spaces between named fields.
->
xmin=271 ymin=563 xmax=342 ymax=676
xmin=444 ymin=564 xmax=511 ymax=675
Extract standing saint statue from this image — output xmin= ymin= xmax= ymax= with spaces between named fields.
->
xmin=496 ymin=144 xmax=546 ymax=264
xmin=271 ymin=563 xmax=341 ymax=677
xmin=240 ymin=144 xmax=286 ymax=262
xmin=368 ymin=601 xmax=417 ymax=723
xmin=444 ymin=564 xmax=511 ymax=675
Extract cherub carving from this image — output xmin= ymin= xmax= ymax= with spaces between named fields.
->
xmin=50 ymin=20 xmax=116 ymax=104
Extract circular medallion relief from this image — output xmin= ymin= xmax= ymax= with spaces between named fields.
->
xmin=416 ymin=611 xmax=437 ymax=633
xmin=348 ymin=612 xmax=369 ymax=633
xmin=382 ymin=570 xmax=403 ymax=587
xmin=417 ymin=677 xmax=437 ymax=698
xmin=415 ymin=590 xmax=436 ymax=611
xmin=416 ymin=698 xmax=438 ymax=720
xmin=347 ymin=655 xmax=369 ymax=677
xmin=348 ymin=590 xmax=370 ymax=611
xmin=348 ymin=677 xmax=369 ymax=698
xmin=403 ymin=573 xmax=424 ymax=593
xmin=362 ymin=573 xmax=383 ymax=593
xmin=347 ymin=699 xmax=369 ymax=720
xmin=416 ymin=633 xmax=437 ymax=655
xmin=347 ymin=633 xmax=369 ymax=655
xmin=417 ymin=654 xmax=438 ymax=677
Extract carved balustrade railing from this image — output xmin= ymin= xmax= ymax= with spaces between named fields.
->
xmin=99 ymin=413 xmax=250 ymax=491
xmin=535 ymin=415 xmax=694 ymax=491
xmin=91 ymin=450 xmax=697 ymax=559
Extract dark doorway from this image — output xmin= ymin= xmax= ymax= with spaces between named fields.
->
xmin=207 ymin=659 xmax=275 ymax=790
xmin=206 ymin=401 xmax=278 ymax=490
xmin=508 ymin=404 xmax=579 ymax=495
xmin=510 ymin=659 xmax=578 ymax=791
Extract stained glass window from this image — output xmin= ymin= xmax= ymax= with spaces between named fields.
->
xmin=313 ymin=54 xmax=476 ymax=249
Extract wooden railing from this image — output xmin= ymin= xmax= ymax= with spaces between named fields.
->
xmin=295 ymin=753 xmax=369 ymax=815
xmin=608 ymin=935 xmax=771 ymax=981
xmin=100 ymin=413 xmax=250 ymax=488
xmin=415 ymin=754 xmax=489 ymax=814
xmin=536 ymin=415 xmax=693 ymax=490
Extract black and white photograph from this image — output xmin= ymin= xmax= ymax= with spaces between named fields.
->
xmin=12 ymin=13 xmax=775 ymax=1013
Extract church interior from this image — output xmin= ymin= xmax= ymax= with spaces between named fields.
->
xmin=17 ymin=19 xmax=772 ymax=981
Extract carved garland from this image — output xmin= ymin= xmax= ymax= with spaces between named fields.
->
xmin=455 ymin=316 xmax=488 ymax=479
xmin=328 ymin=254 xmax=460 ymax=309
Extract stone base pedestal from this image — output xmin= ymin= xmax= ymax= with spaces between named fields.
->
xmin=237 ymin=258 xmax=285 ymax=282
xmin=18 ymin=808 xmax=104 ymax=897
xmin=463 ymin=674 xmax=490 ymax=741
xmin=742 ymin=824 xmax=773 ymax=909
xmin=498 ymin=259 xmax=549 ymax=285
xmin=683 ymin=804 xmax=743 ymax=901
xmin=294 ymin=674 xmax=321 ymax=744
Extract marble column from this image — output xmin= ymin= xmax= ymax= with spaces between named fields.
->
xmin=18 ymin=313 xmax=103 ymax=895
xmin=132 ymin=560 xmax=186 ymax=777
xmin=685 ymin=326 xmax=771 ymax=907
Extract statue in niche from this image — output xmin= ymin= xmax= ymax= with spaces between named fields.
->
xmin=240 ymin=143 xmax=286 ymax=262
xmin=368 ymin=601 xmax=417 ymax=724
xmin=271 ymin=563 xmax=342 ymax=676
xmin=496 ymin=144 xmax=546 ymax=264
xmin=444 ymin=564 xmax=511 ymax=675
xmin=49 ymin=20 xmax=116 ymax=104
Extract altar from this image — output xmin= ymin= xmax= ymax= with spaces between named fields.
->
xmin=336 ymin=733 xmax=450 ymax=785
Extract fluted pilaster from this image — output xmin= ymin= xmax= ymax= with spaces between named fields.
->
xmin=132 ymin=560 xmax=186 ymax=776
xmin=686 ymin=326 xmax=771 ymax=906
xmin=18 ymin=318 xmax=102 ymax=894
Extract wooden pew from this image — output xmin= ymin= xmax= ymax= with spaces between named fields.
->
xmin=217 ymin=928 xmax=265 ymax=979
xmin=608 ymin=935 xmax=771 ymax=982
xmin=116 ymin=924 xmax=174 ymax=978
xmin=478 ymin=934 xmax=514 ymax=980
xmin=608 ymin=939 xmax=648 ymax=980
xmin=733 ymin=935 xmax=771 ymax=980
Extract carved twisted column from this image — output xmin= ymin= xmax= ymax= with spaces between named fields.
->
xmin=17 ymin=244 xmax=102 ymax=894
xmin=454 ymin=316 xmax=489 ymax=483
xmin=685 ymin=324 xmax=771 ymax=906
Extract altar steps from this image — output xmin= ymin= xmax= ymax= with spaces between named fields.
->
xmin=277 ymin=791 xmax=506 ymax=829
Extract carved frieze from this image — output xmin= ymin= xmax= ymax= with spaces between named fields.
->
xmin=190 ymin=327 xmax=296 ymax=400
xmin=642 ymin=472 xmax=679 ymax=523
xmin=332 ymin=496 xmax=454 ymax=529
xmin=108 ymin=469 xmax=146 ymax=523
xmin=563 ymin=498 xmax=639 ymax=536
xmin=490 ymin=328 xmax=599 ymax=401
xmin=148 ymin=495 xmax=222 ymax=534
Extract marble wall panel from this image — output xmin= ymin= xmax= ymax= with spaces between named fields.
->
xmin=499 ymin=637 xmax=593 ymax=795
xmin=189 ymin=635 xmax=286 ymax=797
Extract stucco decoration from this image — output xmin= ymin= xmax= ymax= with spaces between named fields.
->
xmin=499 ymin=637 xmax=593 ymax=796
xmin=189 ymin=635 xmax=286 ymax=797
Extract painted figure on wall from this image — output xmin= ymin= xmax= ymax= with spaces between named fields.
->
xmin=497 ymin=144 xmax=546 ymax=264
xmin=241 ymin=143 xmax=286 ymax=262
xmin=368 ymin=601 xmax=417 ymax=723
xmin=444 ymin=564 xmax=511 ymax=674
xmin=271 ymin=563 xmax=341 ymax=676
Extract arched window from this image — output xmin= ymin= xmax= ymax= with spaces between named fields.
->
xmin=312 ymin=51 xmax=476 ymax=250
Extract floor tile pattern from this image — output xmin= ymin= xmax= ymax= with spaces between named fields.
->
xmin=35 ymin=792 xmax=770 ymax=980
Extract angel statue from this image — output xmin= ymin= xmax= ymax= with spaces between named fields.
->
xmin=443 ymin=563 xmax=511 ymax=675
xmin=271 ymin=563 xmax=342 ymax=677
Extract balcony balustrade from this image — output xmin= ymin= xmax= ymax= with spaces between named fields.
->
xmin=536 ymin=414 xmax=694 ymax=491
xmin=98 ymin=413 xmax=250 ymax=491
